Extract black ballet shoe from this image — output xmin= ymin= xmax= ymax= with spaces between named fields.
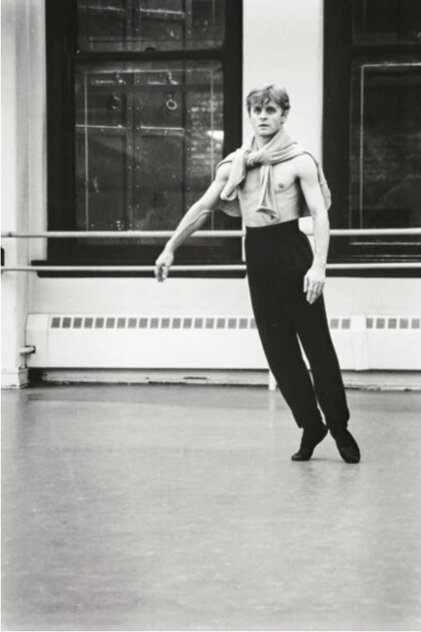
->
xmin=291 ymin=424 xmax=328 ymax=461
xmin=332 ymin=429 xmax=361 ymax=464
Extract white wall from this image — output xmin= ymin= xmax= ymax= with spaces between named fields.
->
xmin=28 ymin=276 xmax=421 ymax=319
xmin=2 ymin=0 xmax=420 ymax=385
xmin=1 ymin=0 xmax=47 ymax=387
xmin=243 ymin=0 xmax=324 ymax=155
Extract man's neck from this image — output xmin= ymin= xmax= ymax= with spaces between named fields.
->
xmin=255 ymin=126 xmax=288 ymax=148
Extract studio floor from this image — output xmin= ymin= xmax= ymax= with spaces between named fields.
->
xmin=2 ymin=385 xmax=421 ymax=631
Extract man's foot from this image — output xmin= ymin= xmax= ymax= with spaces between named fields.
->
xmin=291 ymin=424 xmax=328 ymax=461
xmin=332 ymin=429 xmax=361 ymax=463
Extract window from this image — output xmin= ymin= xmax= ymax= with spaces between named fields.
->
xmin=352 ymin=0 xmax=421 ymax=45
xmin=45 ymin=0 xmax=242 ymax=275
xmin=350 ymin=62 xmax=421 ymax=230
xmin=324 ymin=0 xmax=421 ymax=273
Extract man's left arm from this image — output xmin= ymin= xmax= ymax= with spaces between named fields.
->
xmin=297 ymin=155 xmax=330 ymax=304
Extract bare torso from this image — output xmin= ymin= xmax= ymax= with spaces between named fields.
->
xmin=238 ymin=157 xmax=305 ymax=227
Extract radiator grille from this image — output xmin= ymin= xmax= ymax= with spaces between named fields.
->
xmin=49 ymin=315 xmax=421 ymax=331
xmin=366 ymin=317 xmax=420 ymax=330
xmin=50 ymin=316 xmax=258 ymax=330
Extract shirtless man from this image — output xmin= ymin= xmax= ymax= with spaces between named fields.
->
xmin=155 ymin=84 xmax=360 ymax=464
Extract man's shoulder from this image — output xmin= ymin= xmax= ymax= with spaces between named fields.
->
xmin=291 ymin=152 xmax=319 ymax=178
xmin=215 ymin=160 xmax=232 ymax=183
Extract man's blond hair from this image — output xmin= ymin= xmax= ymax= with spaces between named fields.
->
xmin=246 ymin=84 xmax=290 ymax=114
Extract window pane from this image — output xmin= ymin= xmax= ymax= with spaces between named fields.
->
xmin=77 ymin=0 xmax=226 ymax=51
xmin=75 ymin=61 xmax=224 ymax=242
xmin=350 ymin=63 xmax=421 ymax=230
xmin=353 ymin=0 xmax=421 ymax=44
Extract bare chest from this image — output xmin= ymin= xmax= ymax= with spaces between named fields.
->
xmin=241 ymin=160 xmax=299 ymax=194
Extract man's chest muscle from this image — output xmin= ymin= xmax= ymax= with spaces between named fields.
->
xmin=242 ymin=161 xmax=298 ymax=193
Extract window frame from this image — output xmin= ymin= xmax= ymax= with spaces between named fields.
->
xmin=323 ymin=0 xmax=421 ymax=277
xmin=43 ymin=0 xmax=243 ymax=277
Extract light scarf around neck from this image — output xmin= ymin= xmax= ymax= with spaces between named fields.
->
xmin=217 ymin=129 xmax=331 ymax=219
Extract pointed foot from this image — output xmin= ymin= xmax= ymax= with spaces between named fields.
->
xmin=291 ymin=424 xmax=328 ymax=461
xmin=332 ymin=429 xmax=361 ymax=463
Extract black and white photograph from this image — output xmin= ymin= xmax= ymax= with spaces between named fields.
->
xmin=1 ymin=0 xmax=421 ymax=630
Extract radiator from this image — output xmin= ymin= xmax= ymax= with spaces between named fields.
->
xmin=25 ymin=314 xmax=421 ymax=370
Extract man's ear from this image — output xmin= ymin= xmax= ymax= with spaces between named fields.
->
xmin=281 ymin=109 xmax=290 ymax=123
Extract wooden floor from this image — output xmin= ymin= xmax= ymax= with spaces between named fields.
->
xmin=2 ymin=385 xmax=421 ymax=631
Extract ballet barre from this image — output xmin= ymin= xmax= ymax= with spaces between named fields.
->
xmin=1 ymin=263 xmax=421 ymax=272
xmin=2 ymin=227 xmax=421 ymax=238
xmin=2 ymin=227 xmax=420 ymax=271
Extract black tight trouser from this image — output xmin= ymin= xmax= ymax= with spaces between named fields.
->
xmin=245 ymin=219 xmax=349 ymax=434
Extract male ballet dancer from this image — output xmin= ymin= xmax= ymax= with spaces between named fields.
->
xmin=155 ymin=84 xmax=360 ymax=463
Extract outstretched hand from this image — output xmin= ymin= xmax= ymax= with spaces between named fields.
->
xmin=303 ymin=263 xmax=325 ymax=304
xmin=155 ymin=249 xmax=174 ymax=282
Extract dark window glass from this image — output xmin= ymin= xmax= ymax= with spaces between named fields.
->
xmin=353 ymin=0 xmax=421 ymax=44
xmin=75 ymin=60 xmax=223 ymax=244
xmin=350 ymin=63 xmax=421 ymax=229
xmin=77 ymin=0 xmax=226 ymax=51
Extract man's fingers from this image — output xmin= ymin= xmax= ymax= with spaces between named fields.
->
xmin=155 ymin=251 xmax=173 ymax=282
xmin=306 ymin=282 xmax=324 ymax=303
xmin=305 ymin=282 xmax=316 ymax=303
xmin=160 ymin=264 xmax=169 ymax=282
xmin=155 ymin=263 xmax=165 ymax=282
xmin=303 ymin=275 xmax=309 ymax=292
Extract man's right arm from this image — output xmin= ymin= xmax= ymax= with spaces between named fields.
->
xmin=155 ymin=163 xmax=231 ymax=282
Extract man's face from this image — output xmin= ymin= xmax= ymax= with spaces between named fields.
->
xmin=249 ymin=99 xmax=288 ymax=138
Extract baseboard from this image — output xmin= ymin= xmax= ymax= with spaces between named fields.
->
xmin=28 ymin=368 xmax=421 ymax=391
xmin=1 ymin=368 xmax=29 ymax=389
xmin=29 ymin=369 xmax=268 ymax=387
xmin=342 ymin=371 xmax=421 ymax=391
